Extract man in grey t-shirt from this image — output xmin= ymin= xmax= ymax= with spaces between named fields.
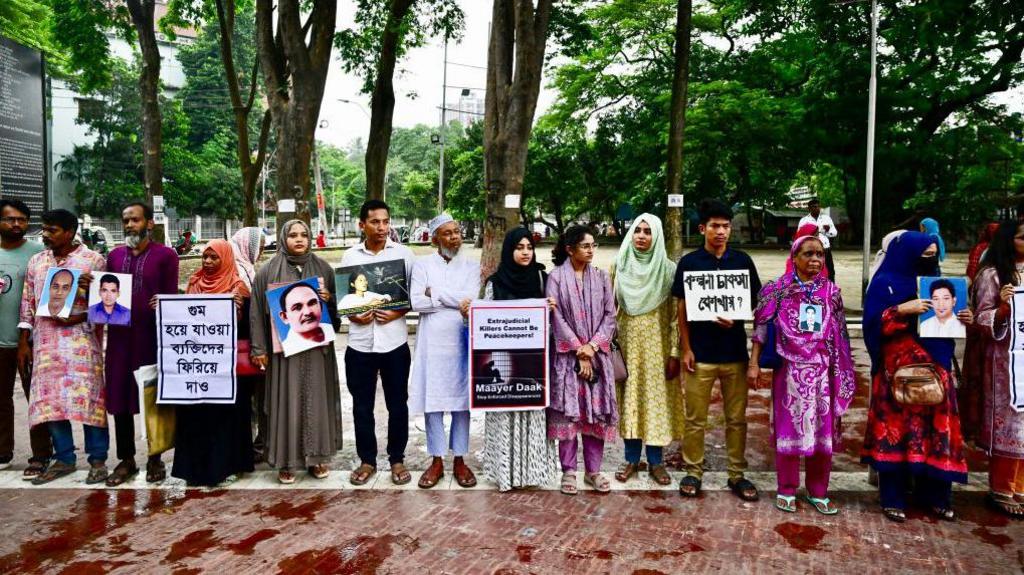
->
xmin=0 ymin=199 xmax=51 ymax=477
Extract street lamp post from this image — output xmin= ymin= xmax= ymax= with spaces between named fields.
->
xmin=438 ymin=38 xmax=449 ymax=212
xmin=862 ymin=0 xmax=878 ymax=296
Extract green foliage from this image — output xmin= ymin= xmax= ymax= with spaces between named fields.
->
xmin=0 ymin=0 xmax=55 ymax=54
xmin=334 ymin=0 xmax=464 ymax=93
xmin=49 ymin=0 xmax=133 ymax=92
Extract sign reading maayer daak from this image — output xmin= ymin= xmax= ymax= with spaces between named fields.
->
xmin=682 ymin=270 xmax=753 ymax=321
xmin=469 ymin=299 xmax=549 ymax=411
xmin=157 ymin=295 xmax=237 ymax=404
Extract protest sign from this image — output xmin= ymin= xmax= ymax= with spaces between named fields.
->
xmin=1008 ymin=288 xmax=1024 ymax=412
xmin=156 ymin=294 xmax=237 ymax=404
xmin=918 ymin=276 xmax=968 ymax=338
xmin=87 ymin=272 xmax=133 ymax=326
xmin=267 ymin=277 xmax=335 ymax=357
xmin=335 ymin=260 xmax=410 ymax=315
xmin=36 ymin=267 xmax=81 ymax=319
xmin=469 ymin=299 xmax=549 ymax=411
xmin=681 ymin=270 xmax=753 ymax=321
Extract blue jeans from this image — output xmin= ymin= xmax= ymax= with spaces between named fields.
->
xmin=624 ymin=439 xmax=663 ymax=465
xmin=48 ymin=420 xmax=109 ymax=466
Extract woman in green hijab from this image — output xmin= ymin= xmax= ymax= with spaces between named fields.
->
xmin=612 ymin=214 xmax=683 ymax=485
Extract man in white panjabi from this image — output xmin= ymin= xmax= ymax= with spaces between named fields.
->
xmin=919 ymin=278 xmax=966 ymax=338
xmin=409 ymin=214 xmax=480 ymax=489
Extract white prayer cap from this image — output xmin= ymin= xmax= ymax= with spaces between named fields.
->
xmin=428 ymin=213 xmax=455 ymax=236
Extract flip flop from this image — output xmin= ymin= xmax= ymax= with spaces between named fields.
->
xmin=803 ymin=495 xmax=838 ymax=515
xmin=349 ymin=463 xmax=376 ymax=486
xmin=775 ymin=494 xmax=798 ymax=513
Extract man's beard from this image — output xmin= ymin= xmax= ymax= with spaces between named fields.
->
xmin=0 ymin=229 xmax=25 ymax=243
xmin=125 ymin=228 xmax=149 ymax=249
xmin=439 ymin=244 xmax=461 ymax=260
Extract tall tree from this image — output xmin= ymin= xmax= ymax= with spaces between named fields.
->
xmin=51 ymin=0 xmax=166 ymax=239
xmin=165 ymin=0 xmax=272 ymax=225
xmin=255 ymin=0 xmax=337 ymax=230
xmin=335 ymin=0 xmax=463 ymax=201
xmin=664 ymin=0 xmax=691 ymax=259
xmin=481 ymin=0 xmax=554 ymax=278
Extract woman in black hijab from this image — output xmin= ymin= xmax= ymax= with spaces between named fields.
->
xmin=480 ymin=228 xmax=559 ymax=491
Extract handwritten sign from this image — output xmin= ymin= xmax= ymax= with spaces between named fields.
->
xmin=1008 ymin=288 xmax=1024 ymax=412
xmin=682 ymin=270 xmax=753 ymax=321
xmin=469 ymin=299 xmax=549 ymax=411
xmin=156 ymin=295 xmax=236 ymax=404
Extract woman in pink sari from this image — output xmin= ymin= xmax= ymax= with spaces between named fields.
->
xmin=748 ymin=235 xmax=856 ymax=514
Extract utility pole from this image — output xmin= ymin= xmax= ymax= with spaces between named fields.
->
xmin=861 ymin=0 xmax=878 ymax=296
xmin=438 ymin=38 xmax=448 ymax=212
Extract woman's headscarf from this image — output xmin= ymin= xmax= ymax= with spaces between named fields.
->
xmin=863 ymin=231 xmax=950 ymax=372
xmin=785 ymin=223 xmax=827 ymax=278
xmin=920 ymin=217 xmax=946 ymax=261
xmin=614 ymin=213 xmax=676 ymax=316
xmin=187 ymin=239 xmax=249 ymax=297
xmin=488 ymin=227 xmax=546 ymax=299
xmin=231 ymin=226 xmax=263 ymax=291
xmin=868 ymin=229 xmax=906 ymax=282
xmin=279 ymin=219 xmax=313 ymax=268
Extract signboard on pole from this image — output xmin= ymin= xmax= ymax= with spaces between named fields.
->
xmin=469 ymin=299 xmax=549 ymax=411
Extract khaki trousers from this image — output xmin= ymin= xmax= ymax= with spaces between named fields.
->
xmin=681 ymin=361 xmax=748 ymax=481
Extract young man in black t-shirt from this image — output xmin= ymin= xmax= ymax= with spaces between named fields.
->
xmin=672 ymin=200 xmax=761 ymax=501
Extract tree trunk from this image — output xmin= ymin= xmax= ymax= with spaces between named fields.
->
xmin=126 ymin=0 xmax=165 ymax=242
xmin=481 ymin=0 xmax=554 ymax=280
xmin=215 ymin=0 xmax=272 ymax=227
xmin=664 ymin=0 xmax=692 ymax=260
xmin=365 ymin=0 xmax=416 ymax=201
xmin=255 ymin=0 xmax=337 ymax=234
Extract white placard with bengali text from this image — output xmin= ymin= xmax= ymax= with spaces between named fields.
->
xmin=1007 ymin=288 xmax=1024 ymax=412
xmin=156 ymin=294 xmax=237 ymax=404
xmin=682 ymin=269 xmax=754 ymax=321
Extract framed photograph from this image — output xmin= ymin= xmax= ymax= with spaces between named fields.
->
xmin=335 ymin=260 xmax=410 ymax=315
xmin=87 ymin=272 xmax=133 ymax=326
xmin=36 ymin=267 xmax=81 ymax=319
xmin=918 ymin=276 xmax=968 ymax=339
xmin=266 ymin=277 xmax=335 ymax=357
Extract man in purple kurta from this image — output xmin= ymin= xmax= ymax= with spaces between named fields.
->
xmin=104 ymin=203 xmax=179 ymax=485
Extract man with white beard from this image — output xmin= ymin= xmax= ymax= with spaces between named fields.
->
xmin=409 ymin=214 xmax=480 ymax=488
xmin=102 ymin=203 xmax=179 ymax=486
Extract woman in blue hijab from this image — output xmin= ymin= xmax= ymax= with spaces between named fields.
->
xmin=919 ymin=217 xmax=946 ymax=263
xmin=861 ymin=232 xmax=971 ymax=523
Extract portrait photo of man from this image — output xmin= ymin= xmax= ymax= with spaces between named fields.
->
xmin=272 ymin=279 xmax=336 ymax=357
xmin=799 ymin=304 xmax=822 ymax=333
xmin=919 ymin=277 xmax=967 ymax=338
xmin=36 ymin=267 xmax=79 ymax=319
xmin=87 ymin=273 xmax=132 ymax=326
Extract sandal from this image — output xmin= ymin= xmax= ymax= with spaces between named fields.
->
xmin=31 ymin=461 xmax=76 ymax=485
xmin=278 ymin=469 xmax=296 ymax=484
xmin=349 ymin=463 xmax=376 ymax=485
xmin=22 ymin=460 xmax=47 ymax=481
xmin=615 ymin=462 xmax=639 ymax=483
xmin=453 ymin=458 xmax=477 ymax=488
xmin=775 ymin=494 xmax=798 ymax=513
xmin=85 ymin=463 xmax=109 ymax=485
xmin=146 ymin=459 xmax=166 ymax=483
xmin=679 ymin=475 xmax=702 ymax=497
xmin=803 ymin=495 xmax=839 ymax=515
xmin=931 ymin=506 xmax=956 ymax=521
xmin=986 ymin=492 xmax=1024 ymax=518
xmin=882 ymin=507 xmax=906 ymax=523
xmin=418 ymin=458 xmax=444 ymax=489
xmin=727 ymin=477 xmax=760 ymax=502
xmin=585 ymin=472 xmax=611 ymax=493
xmin=560 ymin=472 xmax=578 ymax=495
xmin=105 ymin=460 xmax=139 ymax=487
xmin=649 ymin=464 xmax=672 ymax=486
xmin=309 ymin=464 xmax=330 ymax=479
xmin=390 ymin=463 xmax=411 ymax=485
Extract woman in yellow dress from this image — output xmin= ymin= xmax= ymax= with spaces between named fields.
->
xmin=612 ymin=214 xmax=684 ymax=485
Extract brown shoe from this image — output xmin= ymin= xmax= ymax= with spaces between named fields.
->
xmin=105 ymin=460 xmax=139 ymax=487
xmin=453 ymin=456 xmax=477 ymax=488
xmin=417 ymin=457 xmax=444 ymax=489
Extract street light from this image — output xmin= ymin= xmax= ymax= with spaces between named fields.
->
xmin=337 ymin=98 xmax=371 ymax=119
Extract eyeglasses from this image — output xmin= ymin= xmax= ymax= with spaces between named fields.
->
xmin=576 ymin=242 xmax=599 ymax=250
xmin=1 ymin=216 xmax=28 ymax=225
